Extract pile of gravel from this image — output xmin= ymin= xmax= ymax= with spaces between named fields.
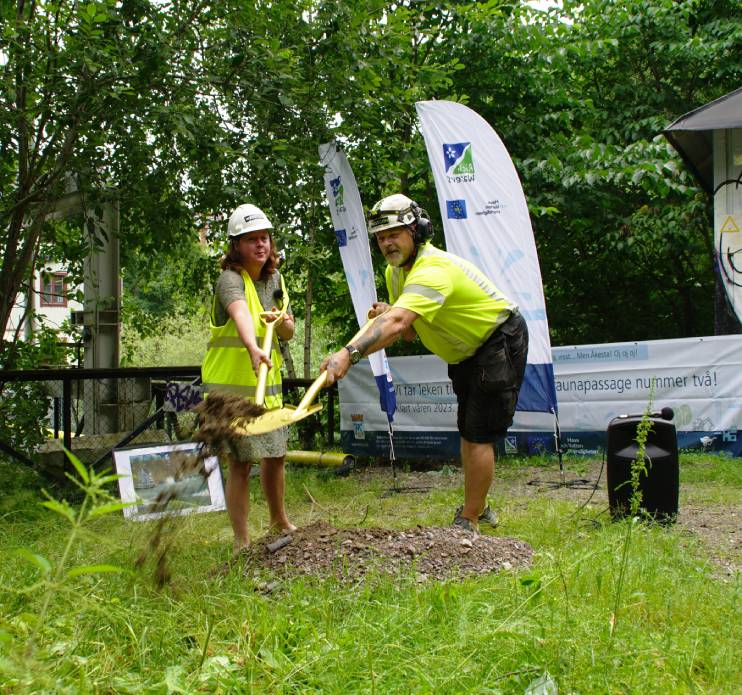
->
xmin=235 ymin=521 xmax=533 ymax=585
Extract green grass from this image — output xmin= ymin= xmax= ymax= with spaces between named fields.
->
xmin=0 ymin=454 xmax=740 ymax=693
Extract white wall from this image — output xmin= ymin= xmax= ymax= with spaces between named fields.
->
xmin=4 ymin=262 xmax=83 ymax=343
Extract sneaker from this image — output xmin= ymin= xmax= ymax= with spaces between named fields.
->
xmin=454 ymin=504 xmax=499 ymax=528
xmin=478 ymin=505 xmax=499 ymax=528
xmin=452 ymin=513 xmax=478 ymax=534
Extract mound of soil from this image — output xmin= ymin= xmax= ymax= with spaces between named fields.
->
xmin=235 ymin=521 xmax=533 ymax=585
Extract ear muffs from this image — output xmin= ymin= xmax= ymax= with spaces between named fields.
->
xmin=409 ymin=201 xmax=433 ymax=244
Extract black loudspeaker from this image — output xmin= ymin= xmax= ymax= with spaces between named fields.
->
xmin=606 ymin=413 xmax=679 ymax=523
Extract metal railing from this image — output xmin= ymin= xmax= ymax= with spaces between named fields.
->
xmin=0 ymin=366 xmax=337 ymax=471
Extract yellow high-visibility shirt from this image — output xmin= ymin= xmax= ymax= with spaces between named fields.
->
xmin=386 ymin=242 xmax=515 ymax=364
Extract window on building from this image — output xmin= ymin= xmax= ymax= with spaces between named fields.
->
xmin=40 ymin=272 xmax=67 ymax=307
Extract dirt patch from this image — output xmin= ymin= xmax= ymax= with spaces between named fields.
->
xmin=510 ymin=462 xmax=742 ymax=577
xmin=675 ymin=504 xmax=741 ymax=578
xmin=351 ymin=461 xmax=742 ymax=578
xmin=234 ymin=521 xmax=533 ymax=585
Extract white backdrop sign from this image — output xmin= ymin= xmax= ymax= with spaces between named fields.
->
xmin=416 ymin=100 xmax=556 ymax=415
xmin=319 ymin=142 xmax=396 ymax=420
xmin=339 ymin=335 xmax=742 ymax=458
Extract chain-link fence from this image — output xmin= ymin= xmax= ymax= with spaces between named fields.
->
xmin=0 ymin=367 xmax=337 ymax=475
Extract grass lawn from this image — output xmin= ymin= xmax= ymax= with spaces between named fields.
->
xmin=0 ymin=453 xmax=740 ymax=694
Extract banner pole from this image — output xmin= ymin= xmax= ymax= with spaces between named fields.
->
xmin=387 ymin=422 xmax=398 ymax=491
xmin=553 ymin=407 xmax=565 ymax=486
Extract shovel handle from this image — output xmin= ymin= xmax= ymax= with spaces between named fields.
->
xmin=345 ymin=310 xmax=387 ymax=350
xmin=293 ymin=311 xmax=390 ymax=413
xmin=296 ymin=371 xmax=328 ymax=412
xmin=255 ymin=312 xmax=284 ymax=406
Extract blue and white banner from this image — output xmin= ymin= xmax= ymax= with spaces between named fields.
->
xmin=338 ymin=334 xmax=742 ymax=458
xmin=319 ymin=142 xmax=396 ymax=421
xmin=416 ymin=100 xmax=557 ymax=415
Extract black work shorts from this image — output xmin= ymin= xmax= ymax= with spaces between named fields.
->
xmin=447 ymin=311 xmax=529 ymax=444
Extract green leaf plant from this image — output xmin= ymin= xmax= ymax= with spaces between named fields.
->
xmin=610 ymin=388 xmax=655 ymax=641
xmin=11 ymin=448 xmax=131 ymax=656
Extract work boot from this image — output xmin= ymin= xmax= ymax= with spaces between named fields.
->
xmin=478 ymin=505 xmax=499 ymax=528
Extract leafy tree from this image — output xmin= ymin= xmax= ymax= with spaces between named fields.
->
xmin=0 ymin=0 xmax=218 ymax=366
xmin=448 ymin=0 xmax=741 ymax=343
xmin=3 ymin=0 xmax=739 ymax=382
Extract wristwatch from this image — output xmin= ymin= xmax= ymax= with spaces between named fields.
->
xmin=344 ymin=344 xmax=361 ymax=365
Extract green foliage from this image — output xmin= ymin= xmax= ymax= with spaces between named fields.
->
xmin=123 ymin=240 xmax=218 ymax=335
xmin=1 ymin=449 xmax=129 ymax=682
xmin=121 ymin=309 xmax=210 ymax=367
xmin=448 ymin=0 xmax=741 ymax=343
xmin=609 ymin=396 xmax=655 ymax=641
xmin=3 ymin=0 xmax=740 ymax=366
xmin=0 ymin=325 xmax=71 ymax=460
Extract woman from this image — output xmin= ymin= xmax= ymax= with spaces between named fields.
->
xmin=201 ymin=203 xmax=296 ymax=554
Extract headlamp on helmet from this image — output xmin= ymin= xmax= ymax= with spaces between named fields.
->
xmin=367 ymin=193 xmax=433 ymax=244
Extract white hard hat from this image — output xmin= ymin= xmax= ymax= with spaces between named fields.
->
xmin=367 ymin=194 xmax=418 ymax=235
xmin=228 ymin=203 xmax=273 ymax=238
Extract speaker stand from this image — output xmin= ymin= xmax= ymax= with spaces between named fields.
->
xmin=380 ymin=425 xmax=431 ymax=497
xmin=527 ymin=409 xmax=595 ymax=490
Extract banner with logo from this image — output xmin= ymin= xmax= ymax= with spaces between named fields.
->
xmin=339 ymin=355 xmax=460 ymax=458
xmin=416 ymin=100 xmax=557 ymax=415
xmin=319 ymin=142 xmax=396 ymax=420
xmin=339 ymin=334 xmax=742 ymax=458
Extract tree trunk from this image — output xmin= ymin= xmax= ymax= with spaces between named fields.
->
xmin=303 ymin=274 xmax=313 ymax=379
xmin=279 ymin=339 xmax=296 ymax=379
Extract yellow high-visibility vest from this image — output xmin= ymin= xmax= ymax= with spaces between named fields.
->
xmin=201 ymin=270 xmax=288 ymax=409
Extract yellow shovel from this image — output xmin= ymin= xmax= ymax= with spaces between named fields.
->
xmin=232 ymin=312 xmax=381 ymax=437
xmin=254 ymin=310 xmax=284 ymax=407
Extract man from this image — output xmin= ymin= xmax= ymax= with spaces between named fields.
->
xmin=321 ymin=193 xmax=528 ymax=532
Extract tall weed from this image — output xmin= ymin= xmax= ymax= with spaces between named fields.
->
xmin=2 ymin=450 xmax=130 ymax=686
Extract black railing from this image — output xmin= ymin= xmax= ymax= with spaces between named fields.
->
xmin=0 ymin=366 xmax=337 ymax=470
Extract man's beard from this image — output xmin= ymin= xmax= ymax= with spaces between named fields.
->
xmin=385 ymin=249 xmax=412 ymax=267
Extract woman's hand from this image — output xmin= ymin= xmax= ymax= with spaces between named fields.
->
xmin=248 ymin=345 xmax=272 ymax=374
xmin=268 ymin=308 xmax=295 ymax=341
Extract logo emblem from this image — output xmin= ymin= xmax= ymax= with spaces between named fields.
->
xmin=504 ymin=435 xmax=518 ymax=454
xmin=330 ymin=176 xmax=344 ymax=208
xmin=335 ymin=228 xmax=347 ymax=247
xmin=446 ymin=199 xmax=467 ymax=219
xmin=351 ymin=413 xmax=365 ymax=440
xmin=443 ymin=142 xmax=475 ymax=175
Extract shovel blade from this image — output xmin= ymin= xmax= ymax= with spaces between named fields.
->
xmin=232 ymin=403 xmax=323 ymax=436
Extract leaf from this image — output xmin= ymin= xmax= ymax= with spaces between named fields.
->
xmin=65 ymin=564 xmax=129 ymax=579
xmin=41 ymin=499 xmax=75 ymax=523
xmin=520 ymin=575 xmax=543 ymax=595
xmin=164 ymin=664 xmax=189 ymax=693
xmin=96 ymin=473 xmax=124 ymax=486
xmin=88 ymin=501 xmax=134 ymax=518
xmin=14 ymin=548 xmax=52 ymax=575
xmin=63 ymin=447 xmax=89 ymax=484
